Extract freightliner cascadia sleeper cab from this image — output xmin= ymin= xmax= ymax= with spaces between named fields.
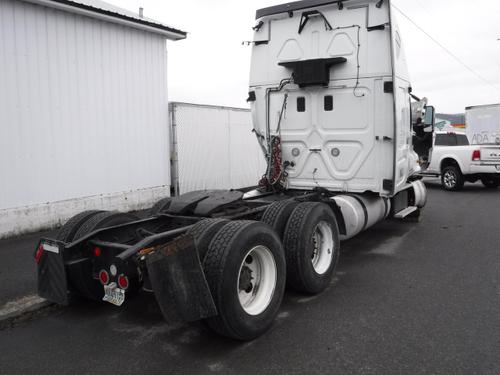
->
xmin=35 ymin=0 xmax=434 ymax=340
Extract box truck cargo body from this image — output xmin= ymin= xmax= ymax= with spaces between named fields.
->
xmin=466 ymin=104 xmax=500 ymax=145
xmin=170 ymin=103 xmax=267 ymax=195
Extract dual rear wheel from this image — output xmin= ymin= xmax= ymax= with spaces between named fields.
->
xmin=58 ymin=200 xmax=339 ymax=341
xmin=198 ymin=221 xmax=286 ymax=341
xmin=281 ymin=202 xmax=340 ymax=294
xmin=192 ymin=201 xmax=339 ymax=340
xmin=56 ymin=210 xmax=139 ymax=301
xmin=262 ymin=201 xmax=340 ymax=294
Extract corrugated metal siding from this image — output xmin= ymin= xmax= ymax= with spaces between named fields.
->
xmin=0 ymin=0 xmax=170 ymax=211
xmin=172 ymin=103 xmax=266 ymax=194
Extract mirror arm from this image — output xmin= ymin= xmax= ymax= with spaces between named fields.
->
xmin=410 ymin=93 xmax=421 ymax=102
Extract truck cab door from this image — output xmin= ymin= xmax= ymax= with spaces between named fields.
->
xmin=412 ymin=105 xmax=435 ymax=171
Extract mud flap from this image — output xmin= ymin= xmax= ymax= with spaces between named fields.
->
xmin=146 ymin=235 xmax=217 ymax=323
xmin=37 ymin=240 xmax=69 ymax=306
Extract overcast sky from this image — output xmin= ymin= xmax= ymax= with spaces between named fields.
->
xmin=106 ymin=0 xmax=500 ymax=114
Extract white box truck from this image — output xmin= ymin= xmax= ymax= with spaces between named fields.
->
xmin=35 ymin=0 xmax=434 ymax=341
xmin=421 ymin=104 xmax=500 ymax=190
xmin=466 ymin=103 xmax=500 ymax=145
xmin=169 ymin=102 xmax=267 ymax=195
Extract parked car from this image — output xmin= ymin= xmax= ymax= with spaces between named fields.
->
xmin=422 ymin=131 xmax=500 ymax=190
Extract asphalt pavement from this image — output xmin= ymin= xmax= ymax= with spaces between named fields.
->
xmin=0 ymin=229 xmax=56 ymax=306
xmin=0 ymin=180 xmax=499 ymax=375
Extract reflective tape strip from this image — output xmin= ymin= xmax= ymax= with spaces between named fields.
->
xmin=42 ymin=243 xmax=59 ymax=254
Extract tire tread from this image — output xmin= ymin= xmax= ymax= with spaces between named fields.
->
xmin=283 ymin=203 xmax=317 ymax=291
xmin=73 ymin=211 xmax=138 ymax=240
xmin=203 ymin=220 xmax=253 ymax=339
xmin=441 ymin=166 xmax=464 ymax=191
xmin=56 ymin=210 xmax=103 ymax=242
xmin=261 ymin=200 xmax=298 ymax=238
xmin=186 ymin=218 xmax=228 ymax=261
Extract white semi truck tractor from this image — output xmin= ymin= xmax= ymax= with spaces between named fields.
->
xmin=35 ymin=0 xmax=434 ymax=341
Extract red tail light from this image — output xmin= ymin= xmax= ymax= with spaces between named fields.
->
xmin=472 ymin=149 xmax=481 ymax=161
xmin=118 ymin=275 xmax=129 ymax=290
xmin=35 ymin=245 xmax=44 ymax=264
xmin=93 ymin=247 xmax=102 ymax=257
xmin=99 ymin=270 xmax=110 ymax=285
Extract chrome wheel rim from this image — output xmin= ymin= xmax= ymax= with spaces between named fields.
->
xmin=237 ymin=246 xmax=277 ymax=316
xmin=443 ymin=171 xmax=457 ymax=188
xmin=311 ymin=221 xmax=335 ymax=275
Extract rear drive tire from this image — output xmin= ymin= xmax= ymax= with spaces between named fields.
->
xmin=56 ymin=210 xmax=104 ymax=242
xmin=186 ymin=218 xmax=228 ymax=261
xmin=283 ymin=202 xmax=340 ymax=294
xmin=149 ymin=197 xmax=172 ymax=216
xmin=261 ymin=200 xmax=299 ymax=239
xmin=69 ymin=211 xmax=139 ymax=300
xmin=203 ymin=221 xmax=286 ymax=341
xmin=441 ymin=166 xmax=464 ymax=191
xmin=481 ymin=177 xmax=499 ymax=188
xmin=73 ymin=211 xmax=139 ymax=240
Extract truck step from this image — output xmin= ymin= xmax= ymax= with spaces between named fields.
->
xmin=417 ymin=172 xmax=440 ymax=178
xmin=394 ymin=206 xmax=418 ymax=219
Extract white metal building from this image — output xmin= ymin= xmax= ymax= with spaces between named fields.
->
xmin=0 ymin=0 xmax=186 ymax=238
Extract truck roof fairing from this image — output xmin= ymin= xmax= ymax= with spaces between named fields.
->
xmin=256 ymin=0 xmax=361 ymax=19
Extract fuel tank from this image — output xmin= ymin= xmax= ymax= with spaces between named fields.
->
xmin=331 ymin=194 xmax=391 ymax=241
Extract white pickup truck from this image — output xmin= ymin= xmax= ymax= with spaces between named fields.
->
xmin=422 ymin=131 xmax=500 ymax=190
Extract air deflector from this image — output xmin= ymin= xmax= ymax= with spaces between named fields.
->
xmin=279 ymin=57 xmax=347 ymax=87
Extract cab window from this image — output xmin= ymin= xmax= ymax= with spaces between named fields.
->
xmin=456 ymin=134 xmax=469 ymax=146
xmin=435 ymin=134 xmax=457 ymax=146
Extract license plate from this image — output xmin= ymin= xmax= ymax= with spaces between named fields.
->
xmin=103 ymin=282 xmax=125 ymax=306
xmin=496 ymin=165 xmax=500 ymax=171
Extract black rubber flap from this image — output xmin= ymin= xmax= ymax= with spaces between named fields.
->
xmin=166 ymin=190 xmax=214 ymax=215
xmin=37 ymin=240 xmax=69 ymax=305
xmin=167 ymin=190 xmax=244 ymax=216
xmin=279 ymin=57 xmax=347 ymax=87
xmin=146 ymin=235 xmax=217 ymax=323
xmin=193 ymin=190 xmax=244 ymax=216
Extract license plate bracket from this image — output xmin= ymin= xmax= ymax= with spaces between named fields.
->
xmin=102 ymin=282 xmax=125 ymax=306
